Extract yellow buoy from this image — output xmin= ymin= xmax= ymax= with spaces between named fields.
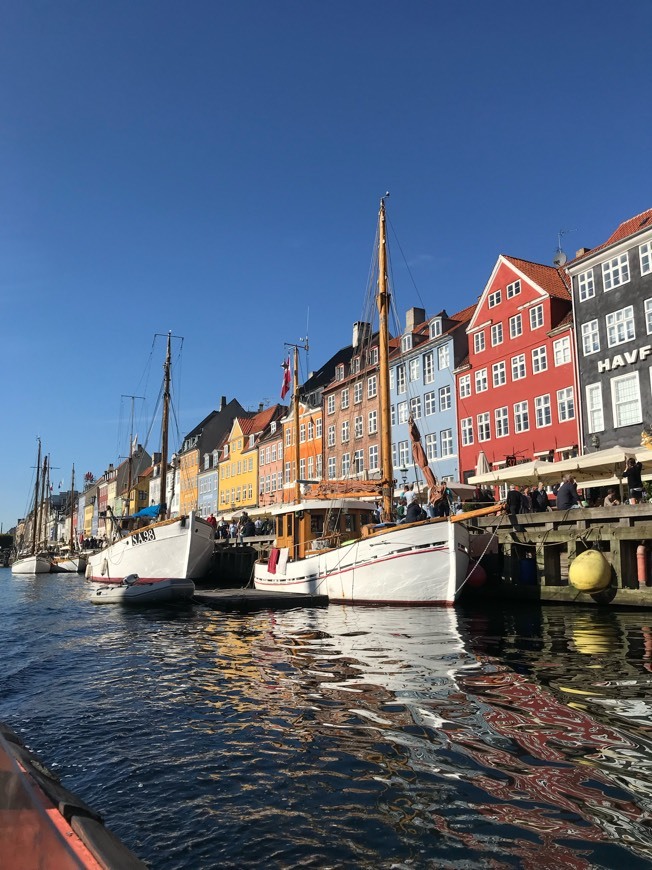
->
xmin=569 ymin=549 xmax=612 ymax=593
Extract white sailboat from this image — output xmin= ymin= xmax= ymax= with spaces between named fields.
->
xmin=85 ymin=332 xmax=214 ymax=585
xmin=51 ymin=465 xmax=87 ymax=574
xmin=12 ymin=439 xmax=52 ymax=575
xmin=254 ymin=198 xmax=499 ymax=605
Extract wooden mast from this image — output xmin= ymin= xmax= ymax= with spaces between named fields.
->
xmin=69 ymin=465 xmax=75 ymax=549
xmin=292 ymin=344 xmax=301 ymax=504
xmin=159 ymin=331 xmax=172 ymax=518
xmin=36 ymin=455 xmax=48 ymax=552
xmin=30 ymin=438 xmax=42 ymax=556
xmin=377 ymin=196 xmax=394 ymax=522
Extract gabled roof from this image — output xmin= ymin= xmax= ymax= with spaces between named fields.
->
xmin=570 ymin=207 xmax=652 ymax=265
xmin=240 ymin=404 xmax=284 ymax=439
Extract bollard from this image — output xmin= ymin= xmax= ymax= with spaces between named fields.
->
xmin=637 ymin=543 xmax=648 ymax=589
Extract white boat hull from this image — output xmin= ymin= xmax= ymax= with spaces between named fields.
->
xmin=85 ymin=512 xmax=214 ymax=585
xmin=11 ymin=555 xmax=52 ymax=575
xmin=90 ymin=577 xmax=195 ymax=605
xmin=254 ymin=520 xmax=470 ymax=605
xmin=51 ymin=555 xmax=88 ymax=574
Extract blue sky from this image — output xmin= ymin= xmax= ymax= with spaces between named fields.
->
xmin=1 ymin=1 xmax=649 ymax=530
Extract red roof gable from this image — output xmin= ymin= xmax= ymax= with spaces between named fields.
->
xmin=502 ymin=256 xmax=571 ymax=300
xmin=571 ymin=207 xmax=652 ymax=264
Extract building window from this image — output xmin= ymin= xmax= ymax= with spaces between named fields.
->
xmin=315 ymin=419 xmax=322 ymax=438
xmin=530 ymin=304 xmax=544 ymax=330
xmin=438 ymin=345 xmax=450 ymax=369
xmin=398 ymin=440 xmax=410 ymax=466
xmin=354 ymin=382 xmax=363 ymax=404
xmin=475 ymin=368 xmax=488 ymax=392
xmin=606 ymin=306 xmax=635 ymax=347
xmin=532 ymin=346 xmax=548 ymax=374
xmin=367 ymin=375 xmax=377 ymax=398
xmin=410 ymin=396 xmax=422 ymax=419
xmin=645 ymin=299 xmax=652 ymax=334
xmin=535 ymin=394 xmax=552 ymax=427
xmin=341 ymin=453 xmax=350 ymax=477
xmin=511 ymin=354 xmax=526 ymax=380
xmin=506 ymin=280 xmax=521 ymax=298
xmin=578 ymin=269 xmax=595 ymax=302
xmin=299 ymin=458 xmax=306 ymax=479
xmin=514 ymin=401 xmax=529 ymax=433
xmin=341 ymin=388 xmax=350 ymax=409
xmin=401 ymin=334 xmax=413 ymax=353
xmin=488 ymin=289 xmax=501 ymax=308
xmin=341 ymin=421 xmax=349 ymax=443
xmin=495 ymin=406 xmax=509 ymax=438
xmin=350 ymin=356 xmax=360 ymax=374
xmin=509 ymin=314 xmax=522 ymax=339
xmin=299 ymin=423 xmax=306 ymax=443
xmin=461 ymin=417 xmax=474 ymax=446
xmin=459 ymin=374 xmax=471 ymax=398
xmin=409 ymin=358 xmax=419 ymax=381
xmin=553 ymin=336 xmax=571 ymax=366
xmin=307 ymin=420 xmax=314 ymax=440
xmin=581 ymin=320 xmax=600 ymax=355
xmin=397 ymin=401 xmax=409 ymax=424
xmin=335 ymin=364 xmax=345 ymax=381
xmin=353 ymin=450 xmax=364 ymax=474
xmin=354 ymin=416 xmax=363 ymax=438
xmin=369 ymin=444 xmax=379 ymax=470
xmin=491 ymin=323 xmax=503 ymax=346
xmin=429 ymin=319 xmax=442 ymax=338
xmin=328 ymin=456 xmax=336 ymax=479
xmin=368 ymin=410 xmax=377 ymax=434
xmin=477 ymin=412 xmax=490 ymax=442
xmin=286 ymin=429 xmax=292 ymax=446
xmin=612 ymin=371 xmax=642 ymax=427
xmin=425 ymin=433 xmax=437 ymax=460
xmin=423 ymin=351 xmax=435 ymax=384
xmin=557 ymin=387 xmax=575 ymax=422
xmin=602 ymin=253 xmax=630 ymax=291
xmin=474 ymin=332 xmax=485 ymax=354
xmin=396 ymin=364 xmax=406 ymax=394
xmin=585 ymin=383 xmax=604 ymax=433
xmin=441 ymin=429 xmax=453 ymax=456
xmin=439 ymin=385 xmax=451 ymax=411
xmin=492 ymin=361 xmax=506 ymax=387
xmin=327 ymin=395 xmax=335 ymax=415
xmin=641 ymin=242 xmax=652 ymax=276
xmin=424 ymin=391 xmax=436 ymax=416
xmin=391 ymin=405 xmax=396 ymax=426
xmin=368 ymin=346 xmax=379 ymax=365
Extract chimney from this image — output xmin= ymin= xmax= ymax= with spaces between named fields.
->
xmin=352 ymin=321 xmax=371 ymax=348
xmin=219 ymin=396 xmax=226 ymax=411
xmin=258 ymin=403 xmax=264 ymax=412
xmin=576 ymin=247 xmax=591 ymax=257
xmin=405 ymin=307 xmax=426 ymax=332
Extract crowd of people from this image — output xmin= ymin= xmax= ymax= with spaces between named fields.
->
xmin=205 ymin=512 xmax=274 ymax=544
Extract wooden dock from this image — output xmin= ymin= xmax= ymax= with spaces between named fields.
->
xmin=471 ymin=503 xmax=652 ymax=608
xmin=194 ymin=587 xmax=328 ymax=612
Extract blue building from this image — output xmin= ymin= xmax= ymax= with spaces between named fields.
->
xmin=389 ymin=306 xmax=474 ymax=489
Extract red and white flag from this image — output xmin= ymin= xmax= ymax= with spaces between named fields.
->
xmin=280 ymin=357 xmax=291 ymax=399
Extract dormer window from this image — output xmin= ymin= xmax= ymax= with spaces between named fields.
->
xmin=429 ymin=319 xmax=442 ymax=339
xmin=351 ymin=356 xmax=360 ymax=373
xmin=368 ymin=346 xmax=379 ymax=365
xmin=335 ymin=364 xmax=345 ymax=381
xmin=223 ymin=444 xmax=229 ymax=458
xmin=488 ymin=290 xmax=501 ymax=308
xmin=401 ymin=334 xmax=413 ymax=353
xmin=204 ymin=453 xmax=210 ymax=470
xmin=270 ymin=421 xmax=276 ymax=434
xmin=249 ymin=434 xmax=255 ymax=448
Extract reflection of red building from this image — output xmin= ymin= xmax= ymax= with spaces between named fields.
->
xmin=457 ymin=256 xmax=580 ymax=484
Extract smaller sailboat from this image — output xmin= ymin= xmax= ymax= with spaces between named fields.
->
xmin=51 ymin=465 xmax=87 ymax=574
xmin=85 ymin=332 xmax=214 ymax=585
xmin=12 ymin=440 xmax=52 ymax=575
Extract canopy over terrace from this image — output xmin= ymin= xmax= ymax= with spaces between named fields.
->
xmin=468 ymin=445 xmax=652 ymax=488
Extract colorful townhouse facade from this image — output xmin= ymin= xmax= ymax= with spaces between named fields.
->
xmin=456 ymin=255 xmax=579 ymax=485
xmin=566 ymin=207 xmax=652 ymax=452
xmin=257 ymin=421 xmax=285 ymax=509
xmin=280 ymin=399 xmax=323 ymax=502
xmin=390 ymin=305 xmax=473 ymax=488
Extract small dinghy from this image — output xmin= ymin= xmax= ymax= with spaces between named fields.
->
xmin=90 ymin=574 xmax=195 ymax=605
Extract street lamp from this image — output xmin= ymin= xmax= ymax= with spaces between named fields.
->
xmin=399 ymin=465 xmax=408 ymax=485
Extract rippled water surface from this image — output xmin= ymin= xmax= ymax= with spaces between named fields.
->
xmin=2 ymin=568 xmax=652 ymax=868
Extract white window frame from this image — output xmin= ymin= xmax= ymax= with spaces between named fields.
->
xmin=401 ymin=334 xmax=413 ymax=353
xmin=459 ymin=374 xmax=471 ymax=398
xmin=409 ymin=396 xmax=422 ymax=419
xmin=557 ymin=387 xmax=575 ymax=422
xmin=461 ymin=417 xmax=474 ymax=446
xmin=602 ymin=253 xmax=630 ymax=291
xmin=423 ymin=351 xmax=435 ymax=384
xmin=438 ymin=345 xmax=450 ymax=369
xmin=532 ymin=346 xmax=548 ymax=374
xmin=492 ymin=360 xmax=506 ymax=387
xmin=488 ymin=289 xmax=501 ymax=308
xmin=367 ymin=374 xmax=377 ymax=398
xmin=425 ymin=433 xmax=437 ymax=461
xmin=509 ymin=313 xmax=522 ymax=339
xmin=606 ymin=306 xmax=635 ymax=348
xmin=611 ymin=371 xmax=642 ymax=428
xmin=424 ymin=391 xmax=436 ymax=416
xmin=491 ymin=323 xmax=503 ymax=346
xmin=440 ymin=429 xmax=453 ymax=457
xmin=586 ymin=383 xmax=604 ymax=434
xmin=368 ymin=409 xmax=378 ymax=434
xmin=477 ymin=412 xmax=490 ymax=442
xmin=368 ymin=444 xmax=379 ymax=471
xmin=396 ymin=364 xmax=406 ymax=394
xmin=439 ymin=385 xmax=451 ymax=411
xmin=475 ymin=368 xmax=488 ymax=392
xmin=506 ymin=280 xmax=521 ymax=298
xmin=341 ymin=388 xmax=349 ymax=409
xmin=514 ymin=400 xmax=529 ymax=433
xmin=511 ymin=354 xmax=526 ymax=381
xmin=640 ymin=242 xmax=652 ymax=276
xmin=581 ymin=319 xmax=600 ymax=356
xmin=530 ymin=304 xmax=544 ymax=330
xmin=495 ymin=406 xmax=509 ymax=438
xmin=409 ymin=358 xmax=419 ymax=381
xmin=535 ymin=394 xmax=552 ymax=428
xmin=553 ymin=336 xmax=571 ymax=366
xmin=327 ymin=394 xmax=335 ymax=415
xmin=474 ymin=332 xmax=485 ymax=354
xmin=578 ymin=269 xmax=595 ymax=302
xmin=397 ymin=401 xmax=409 ymax=424
xmin=429 ymin=319 xmax=442 ymax=338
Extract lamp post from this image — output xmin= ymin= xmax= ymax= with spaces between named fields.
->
xmin=399 ymin=465 xmax=408 ymax=485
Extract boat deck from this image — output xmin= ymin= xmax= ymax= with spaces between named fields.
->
xmin=193 ymin=587 xmax=328 ymax=612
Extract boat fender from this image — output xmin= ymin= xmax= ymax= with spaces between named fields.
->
xmin=101 ymin=558 xmax=108 ymax=577
xmin=569 ymin=549 xmax=611 ymax=593
xmin=466 ymin=561 xmax=487 ymax=589
xmin=85 ymin=562 xmax=92 ymax=579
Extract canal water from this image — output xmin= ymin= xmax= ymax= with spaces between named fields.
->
xmin=1 ymin=567 xmax=652 ymax=869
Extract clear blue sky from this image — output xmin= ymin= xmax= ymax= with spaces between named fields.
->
xmin=1 ymin=1 xmax=649 ymax=531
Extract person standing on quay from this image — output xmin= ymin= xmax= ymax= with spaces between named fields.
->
xmin=556 ymin=475 xmax=581 ymax=510
xmin=623 ymin=458 xmax=644 ymax=503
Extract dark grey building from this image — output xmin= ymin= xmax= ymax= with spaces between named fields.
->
xmin=567 ymin=208 xmax=652 ymax=450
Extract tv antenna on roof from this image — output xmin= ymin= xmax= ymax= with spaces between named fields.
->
xmin=553 ymin=229 xmax=574 ymax=267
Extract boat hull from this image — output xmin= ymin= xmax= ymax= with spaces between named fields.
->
xmin=85 ymin=512 xmax=214 ymax=585
xmin=50 ymin=555 xmax=88 ymax=574
xmin=90 ymin=577 xmax=196 ymax=605
xmin=11 ymin=555 xmax=52 ymax=575
xmin=254 ymin=520 xmax=470 ymax=605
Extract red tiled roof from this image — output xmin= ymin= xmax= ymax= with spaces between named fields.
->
xmin=571 ymin=207 xmax=652 ymax=264
xmin=240 ymin=405 xmax=279 ymax=437
xmin=503 ymin=256 xmax=571 ymax=299
xmin=451 ymin=303 xmax=476 ymax=323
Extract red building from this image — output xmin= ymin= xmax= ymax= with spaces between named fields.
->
xmin=456 ymin=255 xmax=580 ymax=486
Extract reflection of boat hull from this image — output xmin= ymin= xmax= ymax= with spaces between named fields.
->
xmin=254 ymin=520 xmax=469 ymax=605
xmin=85 ymin=512 xmax=214 ymax=585
xmin=90 ymin=577 xmax=195 ymax=605
xmin=11 ymin=555 xmax=52 ymax=575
